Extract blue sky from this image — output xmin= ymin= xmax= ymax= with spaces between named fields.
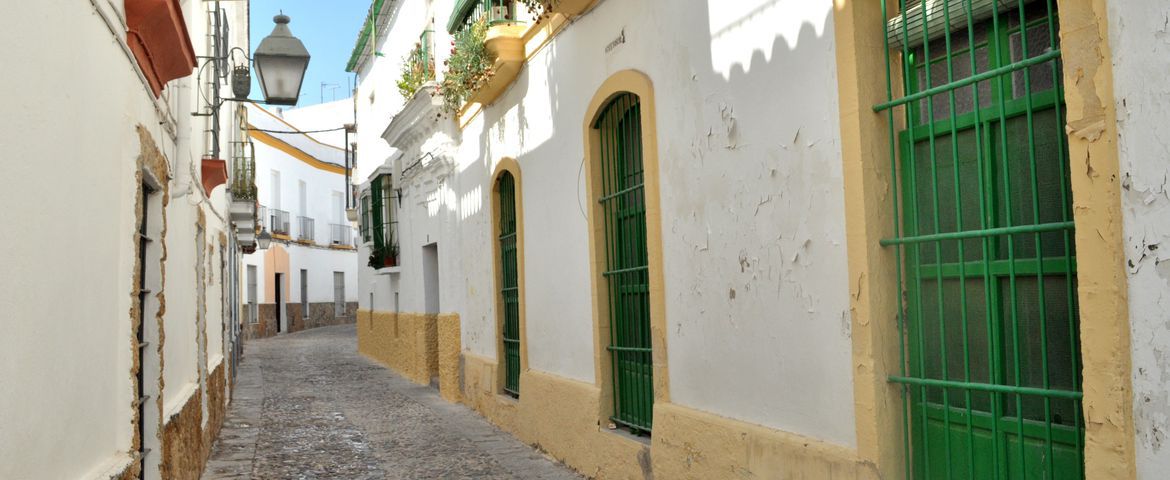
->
xmin=249 ymin=1 xmax=371 ymax=107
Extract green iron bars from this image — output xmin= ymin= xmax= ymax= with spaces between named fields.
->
xmin=878 ymin=1 xmax=1081 ymax=478
xmin=596 ymin=92 xmax=652 ymax=434
xmin=497 ymin=171 xmax=521 ymax=397
xmin=368 ymin=175 xmax=399 ymax=268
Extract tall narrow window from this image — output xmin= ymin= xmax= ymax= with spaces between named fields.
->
xmin=496 ymin=171 xmax=520 ymax=397
xmin=368 ymin=176 xmax=398 ymax=267
xmin=247 ymin=265 xmax=258 ymax=324
xmin=300 ymin=269 xmax=309 ymax=319
xmin=596 ymin=92 xmax=652 ymax=434
xmin=334 ymin=272 xmax=345 ymax=317
xmin=134 ymin=183 xmax=154 ymax=473
xmin=360 ymin=193 xmax=371 ymax=243
xmin=879 ymin=2 xmax=1080 ymax=478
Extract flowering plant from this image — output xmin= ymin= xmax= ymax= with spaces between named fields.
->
xmin=397 ymin=41 xmax=435 ymax=101
xmin=519 ymin=0 xmax=555 ymax=19
xmin=437 ymin=19 xmax=493 ymax=113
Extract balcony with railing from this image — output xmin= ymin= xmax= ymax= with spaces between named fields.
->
xmin=444 ymin=0 xmax=527 ymax=111
xmin=297 ymin=216 xmax=315 ymax=243
xmin=450 ymin=0 xmax=517 ymax=31
xmin=229 ymin=138 xmax=257 ymax=251
xmin=331 ymin=224 xmax=353 ymax=247
xmin=230 ymin=140 xmax=256 ymax=201
xmin=269 ymin=208 xmax=290 ymax=236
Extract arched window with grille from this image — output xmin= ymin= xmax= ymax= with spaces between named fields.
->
xmin=594 ymin=92 xmax=653 ymax=434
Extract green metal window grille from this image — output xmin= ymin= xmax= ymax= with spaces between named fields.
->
xmin=447 ymin=0 xmax=517 ymax=33
xmin=877 ymin=1 xmax=1081 ymax=478
xmin=369 ymin=175 xmax=399 ymax=264
xmin=497 ymin=171 xmax=521 ymax=397
xmin=360 ymin=194 xmax=371 ymax=242
xmin=595 ymin=92 xmax=652 ymax=434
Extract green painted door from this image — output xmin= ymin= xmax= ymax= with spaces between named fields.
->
xmin=881 ymin=2 xmax=1083 ymax=478
xmin=497 ymin=171 xmax=521 ymax=396
xmin=596 ymin=92 xmax=653 ymax=433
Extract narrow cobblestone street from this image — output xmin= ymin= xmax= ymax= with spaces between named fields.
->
xmin=202 ymin=325 xmax=580 ymax=479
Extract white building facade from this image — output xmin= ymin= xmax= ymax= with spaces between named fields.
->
xmin=240 ymin=103 xmax=359 ymax=339
xmin=349 ymin=0 xmax=1170 ymax=479
xmin=0 ymin=1 xmax=254 ymax=479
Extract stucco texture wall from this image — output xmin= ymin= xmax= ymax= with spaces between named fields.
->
xmin=357 ymin=310 xmax=439 ymax=385
xmin=437 ymin=0 xmax=856 ymax=446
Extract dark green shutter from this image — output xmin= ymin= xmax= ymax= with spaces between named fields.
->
xmin=371 ymin=176 xmax=385 ymax=251
xmin=497 ymin=172 xmax=521 ymax=396
xmin=596 ymin=92 xmax=652 ymax=433
xmin=878 ymin=2 xmax=1082 ymax=478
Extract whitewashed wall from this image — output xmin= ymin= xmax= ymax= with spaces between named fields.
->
xmin=0 ymin=0 xmax=242 ymax=478
xmin=281 ymin=98 xmax=356 ymax=150
xmin=354 ymin=0 xmax=442 ymax=313
xmin=1108 ymin=2 xmax=1170 ymax=478
xmin=363 ymin=0 xmax=856 ymax=447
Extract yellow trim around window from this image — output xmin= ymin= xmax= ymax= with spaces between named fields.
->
xmin=491 ymin=158 xmax=529 ymax=388
xmin=581 ymin=70 xmax=671 ymax=423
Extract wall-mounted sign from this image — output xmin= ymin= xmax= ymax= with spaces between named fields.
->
xmin=605 ymin=28 xmax=626 ymax=54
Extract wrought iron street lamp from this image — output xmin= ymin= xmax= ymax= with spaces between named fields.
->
xmin=252 ymin=14 xmax=310 ymax=106
xmin=257 ymin=229 xmax=273 ymax=250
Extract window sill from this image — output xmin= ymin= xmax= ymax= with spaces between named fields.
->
xmin=375 ymin=266 xmax=401 ymax=275
xmin=602 ymin=422 xmax=651 ymax=446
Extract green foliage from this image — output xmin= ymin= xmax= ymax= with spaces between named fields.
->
xmin=397 ymin=40 xmax=435 ymax=101
xmin=519 ymin=0 xmax=554 ymax=19
xmin=368 ymin=243 xmax=399 ymax=269
xmin=437 ymin=19 xmax=494 ymax=113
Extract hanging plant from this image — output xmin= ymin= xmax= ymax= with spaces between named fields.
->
xmin=437 ymin=19 xmax=494 ymax=113
xmin=397 ymin=40 xmax=435 ymax=101
xmin=519 ymin=0 xmax=555 ymax=20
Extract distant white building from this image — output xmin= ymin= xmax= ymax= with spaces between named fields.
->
xmin=241 ymin=103 xmax=359 ymax=338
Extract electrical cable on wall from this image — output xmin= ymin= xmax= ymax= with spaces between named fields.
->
xmin=247 ymin=126 xmax=348 ymax=135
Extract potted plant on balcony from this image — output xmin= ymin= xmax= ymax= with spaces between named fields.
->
xmin=368 ymin=245 xmax=386 ymax=269
xmin=386 ymin=245 xmax=399 ymax=268
xmin=368 ymin=244 xmax=400 ymax=269
xmin=437 ymin=19 xmax=493 ymax=114
xmin=398 ymin=41 xmax=435 ymax=101
xmin=520 ymin=0 xmax=595 ymax=20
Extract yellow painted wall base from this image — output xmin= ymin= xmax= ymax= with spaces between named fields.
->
xmin=359 ymin=311 xmax=874 ymax=478
xmin=356 ymin=309 xmax=438 ymax=385
xmin=460 ymin=353 xmax=520 ymax=434
xmin=650 ymin=403 xmax=877 ymax=480
xmin=516 ymin=370 xmax=649 ymax=479
xmin=437 ymin=313 xmax=462 ymax=403
xmin=458 ymin=365 xmax=874 ymax=479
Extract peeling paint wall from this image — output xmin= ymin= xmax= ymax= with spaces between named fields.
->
xmin=1108 ymin=2 xmax=1170 ymax=478
xmin=355 ymin=0 xmax=855 ymax=448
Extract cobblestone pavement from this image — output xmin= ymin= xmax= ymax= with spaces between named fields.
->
xmin=202 ymin=325 xmax=581 ymax=480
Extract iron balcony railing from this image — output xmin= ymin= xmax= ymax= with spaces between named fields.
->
xmin=331 ymin=224 xmax=352 ymax=246
xmin=297 ymin=216 xmax=314 ymax=242
xmin=450 ymin=0 xmax=517 ymax=33
xmin=258 ymin=205 xmax=268 ymax=230
xmin=270 ymin=208 xmax=290 ymax=235
xmin=409 ymin=30 xmax=435 ymax=84
xmin=230 ymin=140 xmax=256 ymax=200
